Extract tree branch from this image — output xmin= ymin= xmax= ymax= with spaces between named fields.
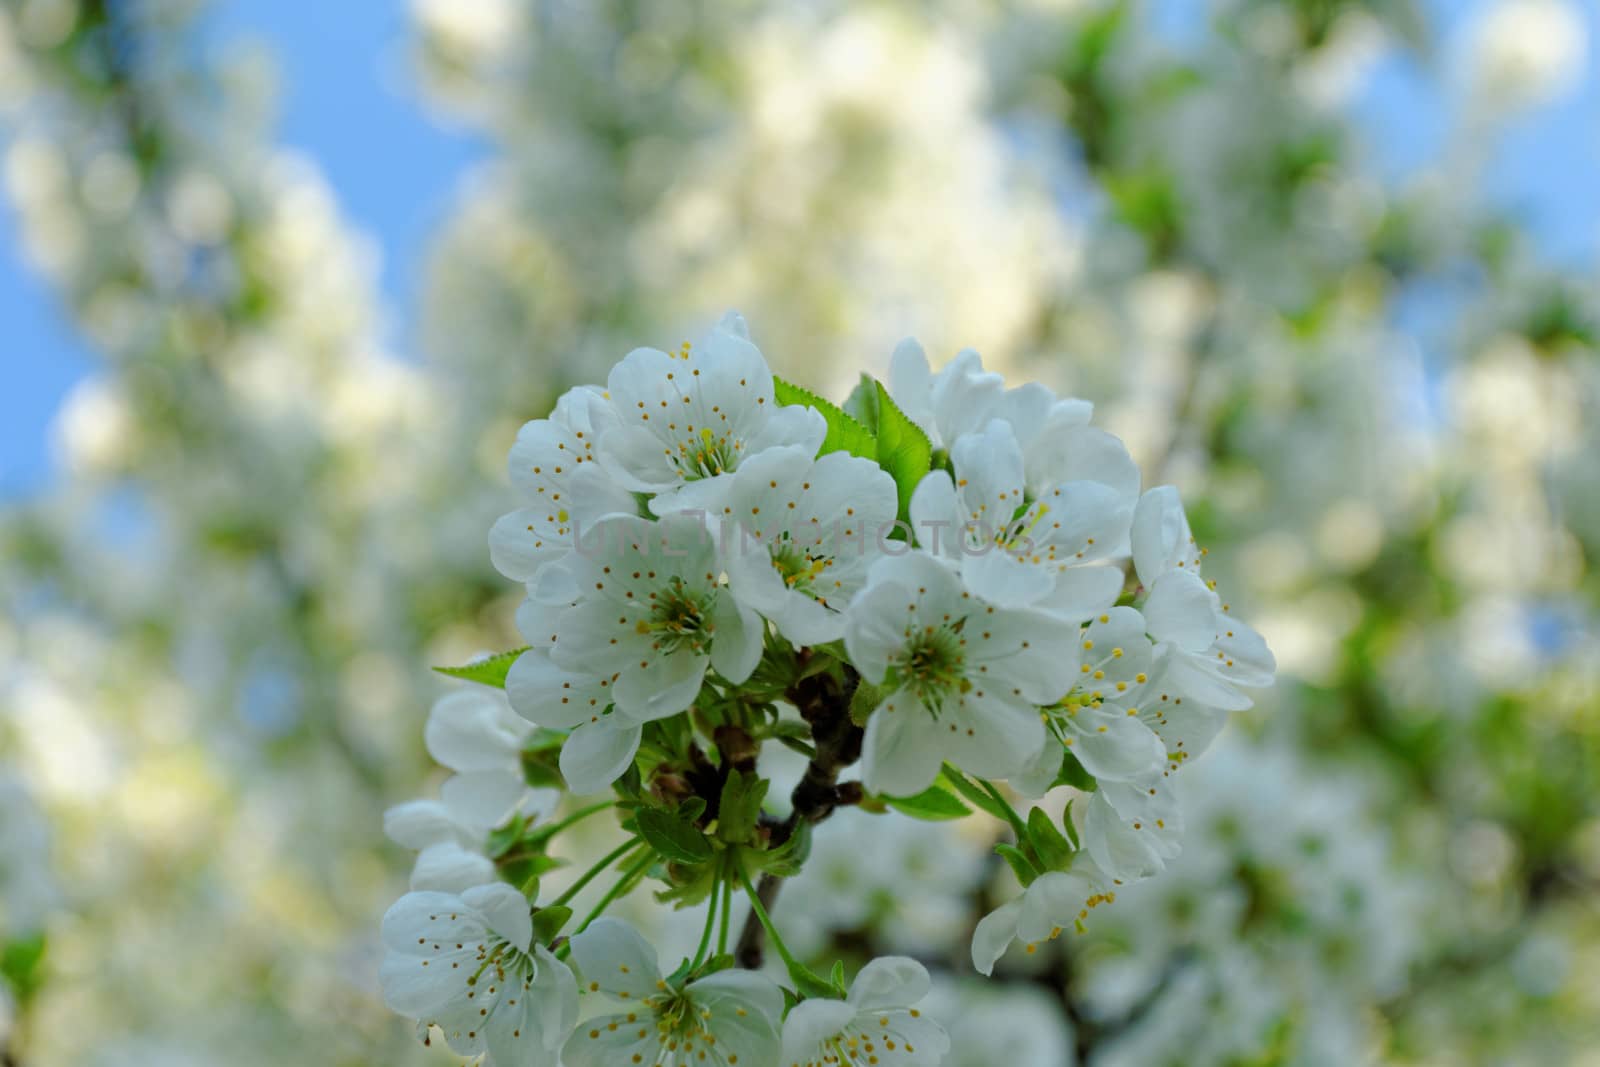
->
xmin=735 ymin=652 xmax=863 ymax=968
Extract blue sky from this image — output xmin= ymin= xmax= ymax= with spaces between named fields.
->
xmin=2 ymin=0 xmax=1596 ymax=499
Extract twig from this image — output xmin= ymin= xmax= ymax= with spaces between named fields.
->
xmin=734 ymin=652 xmax=863 ymax=968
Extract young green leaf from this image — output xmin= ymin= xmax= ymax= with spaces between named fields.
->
xmin=842 ymin=373 xmax=881 ymax=432
xmin=772 ymin=376 xmax=877 ymax=460
xmin=633 ymin=808 xmax=714 ymax=865
xmin=1026 ymin=806 xmax=1076 ymax=872
xmin=872 ymin=380 xmax=933 ymax=524
xmin=716 ymin=771 xmax=769 ymax=846
xmin=882 ymin=784 xmax=972 ymax=822
xmin=432 ymin=647 xmax=530 ymax=688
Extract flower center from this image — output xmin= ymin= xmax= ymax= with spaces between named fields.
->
xmin=892 ymin=625 xmax=966 ymax=711
xmin=643 ymin=578 xmax=714 ymax=655
xmin=674 ymin=426 xmax=740 ymax=481
xmin=770 ymin=539 xmax=830 ymax=595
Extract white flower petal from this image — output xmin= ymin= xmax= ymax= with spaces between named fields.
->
xmin=846 ymin=956 xmax=931 ymax=1011
xmin=461 ymin=882 xmax=533 ymax=952
xmin=384 ymin=799 xmax=472 ymax=850
xmin=1143 ymin=571 xmax=1220 ymax=653
xmin=971 ymin=898 xmax=1023 ymax=975
xmin=1131 ymin=486 xmax=1199 ymax=587
xmin=567 ymin=917 xmax=663 ymax=1001
xmin=781 ymin=999 xmax=857 ymax=1065
xmin=411 ymin=841 xmax=495 ymax=893
xmin=425 ymin=689 xmax=529 ymax=772
xmin=558 ymin=715 xmax=641 ymax=796
xmin=441 ymin=769 xmax=527 ymax=830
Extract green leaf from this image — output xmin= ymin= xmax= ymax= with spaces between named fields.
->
xmin=842 ymin=373 xmax=881 ymax=432
xmin=531 ymin=905 xmax=572 ymax=946
xmin=716 ymin=771 xmax=769 ymax=846
xmin=0 ymin=933 xmax=46 ymax=1003
xmin=633 ymin=808 xmax=714 ymax=865
xmin=829 ymin=959 xmax=847 ymax=994
xmin=995 ymin=843 xmax=1041 ymax=888
xmin=872 ymin=380 xmax=932 ymax=524
xmin=773 ymin=376 xmax=877 ymax=460
xmin=433 ymin=647 xmax=529 ymax=688
xmin=1026 ymin=806 xmax=1076 ymax=872
xmin=883 ymin=784 xmax=971 ymax=822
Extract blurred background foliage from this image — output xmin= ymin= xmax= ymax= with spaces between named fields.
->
xmin=1 ymin=0 xmax=1596 ymax=1063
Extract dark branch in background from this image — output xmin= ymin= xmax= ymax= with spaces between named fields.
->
xmin=736 ymin=651 xmax=864 ymax=968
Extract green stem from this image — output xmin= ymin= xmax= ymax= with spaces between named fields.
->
xmin=550 ymin=837 xmax=640 ymax=909
xmin=572 ymin=850 xmax=653 ymax=937
xmin=736 ymin=864 xmax=802 ymax=974
xmin=690 ymin=882 xmax=720 ymax=971
xmin=716 ymin=876 xmax=733 ymax=958
xmin=537 ymin=799 xmax=616 ymax=840
xmin=978 ymin=778 xmax=1029 ymax=839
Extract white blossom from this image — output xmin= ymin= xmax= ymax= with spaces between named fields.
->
xmin=911 ymin=418 xmax=1132 ymax=619
xmin=598 ymin=312 xmax=826 ymax=512
xmin=1132 ymin=487 xmax=1275 ymax=711
xmin=534 ymin=512 xmax=763 ymax=720
xmin=780 ymin=956 xmax=949 ymax=1066
xmin=844 ymin=552 xmax=1078 ymax=796
xmin=505 ymin=644 xmax=642 ymax=796
xmin=971 ymin=853 xmax=1118 ymax=975
xmin=384 ymin=688 xmax=556 ymax=892
xmin=563 ymin=918 xmax=783 ymax=1067
xmin=715 ymin=446 xmax=899 ymax=646
xmin=380 ymin=883 xmax=578 ymax=1062
xmin=489 ymin=385 xmax=635 ymax=587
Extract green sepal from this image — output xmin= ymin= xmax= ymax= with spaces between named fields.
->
xmin=754 ymin=820 xmax=812 ymax=878
xmin=487 ymin=813 xmax=527 ymax=859
xmin=1053 ymin=750 xmax=1096 ymax=792
xmin=530 ymin=905 xmax=572 ymax=946
xmin=773 ymin=376 xmax=877 ymax=460
xmin=432 ymin=647 xmax=529 ymax=688
xmin=499 ymin=853 xmax=566 ymax=896
xmin=1026 ymin=806 xmax=1076 ymax=872
xmin=995 ymin=842 xmax=1041 ymax=888
xmin=788 ymin=960 xmax=840 ymax=1001
xmin=632 ymin=808 xmax=714 ymax=865
xmin=940 ymin=765 xmax=1017 ymax=827
xmin=716 ymin=771 xmax=769 ymax=846
xmin=882 ymin=783 xmax=971 ymax=821
xmin=521 ymin=747 xmax=567 ymax=790
xmin=848 ymin=679 xmax=888 ymax=727
xmin=871 ymin=380 xmax=933 ymax=525
xmin=828 ymin=960 xmax=848 ymax=996
xmin=1062 ymin=799 xmax=1081 ymax=849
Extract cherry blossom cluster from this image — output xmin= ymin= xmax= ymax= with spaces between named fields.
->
xmin=380 ymin=313 xmax=1273 ymax=1064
